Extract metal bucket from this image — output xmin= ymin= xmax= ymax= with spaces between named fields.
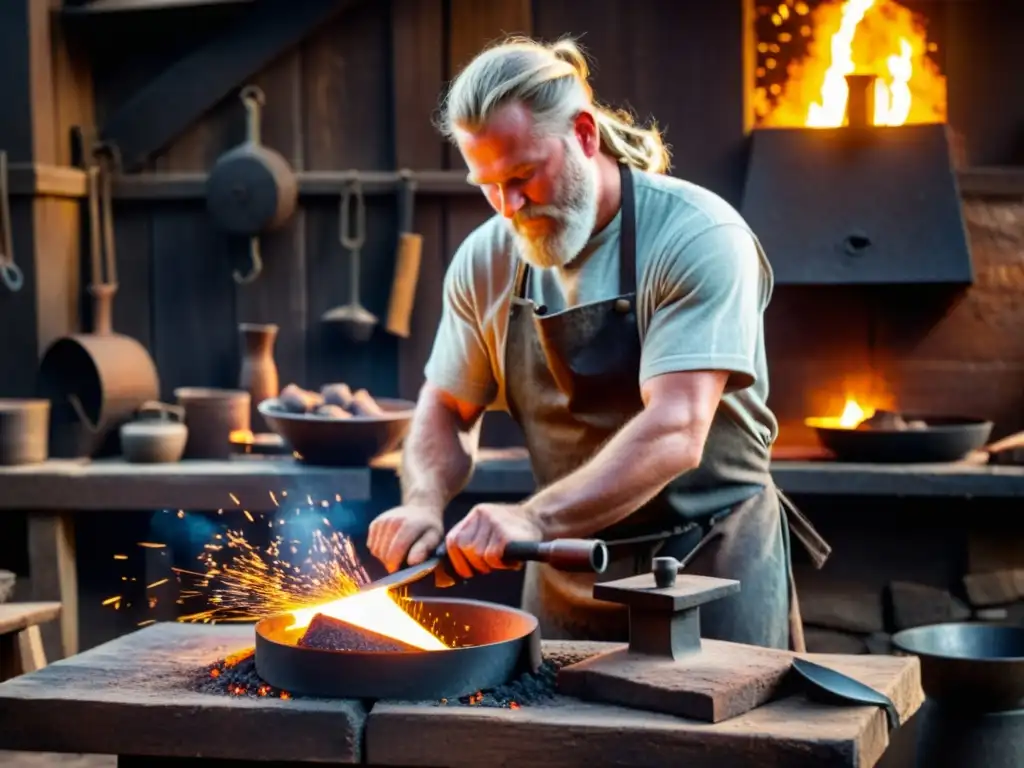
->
xmin=893 ymin=622 xmax=1024 ymax=768
xmin=39 ymin=309 xmax=160 ymax=458
xmin=38 ymin=162 xmax=159 ymax=458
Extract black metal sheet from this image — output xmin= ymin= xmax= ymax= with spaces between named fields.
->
xmin=740 ymin=124 xmax=974 ymax=285
xmin=254 ymin=597 xmax=541 ymax=700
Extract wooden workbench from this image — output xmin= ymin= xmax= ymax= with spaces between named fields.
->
xmin=0 ymin=457 xmax=371 ymax=664
xmin=0 ymin=622 xmax=922 ymax=767
xmin=1 ymin=450 xmax=1022 ymax=664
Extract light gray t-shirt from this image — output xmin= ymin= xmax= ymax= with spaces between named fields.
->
xmin=424 ymin=168 xmax=779 ymax=453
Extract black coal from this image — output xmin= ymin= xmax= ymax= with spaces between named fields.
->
xmin=188 ymin=649 xmax=574 ymax=707
xmin=298 ymin=613 xmax=416 ymax=653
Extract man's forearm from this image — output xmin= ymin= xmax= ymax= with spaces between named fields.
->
xmin=523 ymin=406 xmax=701 ymax=539
xmin=400 ymin=395 xmax=481 ymax=510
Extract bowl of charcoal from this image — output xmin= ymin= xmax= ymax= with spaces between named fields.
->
xmin=258 ymin=383 xmax=416 ymax=467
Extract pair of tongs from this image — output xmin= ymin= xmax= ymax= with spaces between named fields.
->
xmin=362 ymin=538 xmax=609 ymax=592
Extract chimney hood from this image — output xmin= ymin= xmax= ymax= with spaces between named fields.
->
xmin=739 ymin=74 xmax=974 ymax=286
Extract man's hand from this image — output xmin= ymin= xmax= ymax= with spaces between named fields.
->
xmin=445 ymin=503 xmax=544 ymax=579
xmin=367 ymin=506 xmax=444 ymax=573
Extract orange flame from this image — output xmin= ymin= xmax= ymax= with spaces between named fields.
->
xmin=805 ymin=396 xmax=876 ymax=429
xmin=287 ymin=588 xmax=448 ymax=651
xmin=755 ymin=0 xmax=946 ymax=128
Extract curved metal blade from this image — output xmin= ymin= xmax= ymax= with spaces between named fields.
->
xmin=359 ymin=557 xmax=441 ymax=593
xmin=792 ymin=657 xmax=900 ymax=731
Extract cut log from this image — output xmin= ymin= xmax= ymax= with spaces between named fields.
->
xmin=975 ymin=607 xmax=1010 ymax=622
xmin=887 ymin=581 xmax=971 ymax=631
xmin=803 ymin=627 xmax=867 ymax=655
xmin=963 ymin=569 xmax=1024 ymax=607
xmin=797 ymin=580 xmax=885 ymax=634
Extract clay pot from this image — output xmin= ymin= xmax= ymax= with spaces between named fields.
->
xmin=120 ymin=401 xmax=188 ymax=464
xmin=174 ymin=387 xmax=251 ymax=460
xmin=0 ymin=399 xmax=50 ymax=466
xmin=239 ymin=322 xmax=280 ymax=431
xmin=0 ymin=570 xmax=15 ymax=603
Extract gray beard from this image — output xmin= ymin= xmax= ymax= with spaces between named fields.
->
xmin=510 ymin=139 xmax=599 ymax=270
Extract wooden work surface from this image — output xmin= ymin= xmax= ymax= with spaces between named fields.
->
xmin=0 ymin=622 xmax=922 ymax=767
xmin=0 ymin=457 xmax=371 ymax=511
xmin=0 ymin=449 xmax=1020 ymax=513
xmin=379 ymin=447 xmax=1024 ymax=498
xmin=0 ymin=603 xmax=61 ymax=636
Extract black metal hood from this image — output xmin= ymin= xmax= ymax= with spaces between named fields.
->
xmin=740 ymin=77 xmax=973 ymax=286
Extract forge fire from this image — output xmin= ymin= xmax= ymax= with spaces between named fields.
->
xmin=188 ymin=643 xmax=562 ymax=708
xmin=753 ymin=0 xmax=946 ymax=128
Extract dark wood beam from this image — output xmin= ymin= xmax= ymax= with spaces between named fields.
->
xmin=0 ymin=1 xmax=86 ymax=405
xmin=98 ymin=0 xmax=362 ymax=171
xmin=958 ymin=166 xmax=1024 ymax=196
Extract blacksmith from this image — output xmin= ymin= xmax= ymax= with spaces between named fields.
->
xmin=367 ymin=36 xmax=830 ymax=651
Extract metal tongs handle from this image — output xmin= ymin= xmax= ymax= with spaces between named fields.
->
xmin=502 ymin=539 xmax=609 ymax=573
xmin=433 ymin=538 xmax=608 ymax=588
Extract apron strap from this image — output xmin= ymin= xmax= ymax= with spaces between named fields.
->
xmin=618 ymin=162 xmax=637 ymax=295
xmin=513 ymin=162 xmax=638 ymax=301
xmin=777 ymin=488 xmax=832 ymax=569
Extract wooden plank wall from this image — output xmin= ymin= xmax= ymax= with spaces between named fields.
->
xmin=72 ymin=0 xmax=751 ymax=449
xmin=4 ymin=0 xmax=1021 ymax=450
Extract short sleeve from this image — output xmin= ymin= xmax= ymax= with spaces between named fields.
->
xmin=423 ymin=243 xmax=499 ymax=406
xmin=640 ymin=223 xmax=768 ymax=393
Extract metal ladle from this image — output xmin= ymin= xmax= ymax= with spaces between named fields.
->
xmin=321 ymin=176 xmax=378 ymax=342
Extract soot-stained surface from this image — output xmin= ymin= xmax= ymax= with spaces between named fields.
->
xmin=297 ymin=613 xmax=417 ymax=653
xmin=187 ymin=649 xmax=581 ymax=708
xmin=189 ymin=650 xmax=291 ymax=699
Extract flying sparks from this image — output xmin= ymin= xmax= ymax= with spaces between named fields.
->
xmin=104 ymin=490 xmax=456 ymax=646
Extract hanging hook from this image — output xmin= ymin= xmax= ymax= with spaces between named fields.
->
xmin=339 ymin=175 xmax=366 ymax=251
xmin=239 ymin=84 xmax=266 ymax=145
xmin=0 ymin=151 xmax=23 ymax=292
xmin=233 ymin=236 xmax=263 ymax=285
xmin=398 ymin=168 xmax=417 ymax=234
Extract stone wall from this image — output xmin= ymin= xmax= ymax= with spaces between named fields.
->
xmin=768 ymin=194 xmax=1024 ymax=449
xmin=794 ymin=496 xmax=1024 ymax=654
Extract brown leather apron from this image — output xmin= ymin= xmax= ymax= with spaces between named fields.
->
xmin=505 ymin=163 xmax=831 ymax=652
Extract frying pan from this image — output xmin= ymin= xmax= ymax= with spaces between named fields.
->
xmin=808 ymin=414 xmax=993 ymax=463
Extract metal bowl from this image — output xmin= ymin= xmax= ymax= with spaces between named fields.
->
xmin=254 ymin=597 xmax=541 ymax=700
xmin=258 ymin=397 xmax=415 ymax=467
xmin=892 ymin=622 xmax=1024 ymax=712
xmin=810 ymin=415 xmax=993 ymax=463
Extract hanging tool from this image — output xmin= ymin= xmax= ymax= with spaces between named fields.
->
xmin=205 ymin=84 xmax=298 ymax=285
xmin=384 ymin=169 xmax=423 ymax=338
xmin=321 ymin=176 xmax=378 ymax=341
xmin=37 ymin=147 xmax=160 ymax=459
xmin=0 ymin=151 xmax=23 ymax=292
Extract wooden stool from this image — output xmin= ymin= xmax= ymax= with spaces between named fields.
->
xmin=0 ymin=602 xmax=61 ymax=681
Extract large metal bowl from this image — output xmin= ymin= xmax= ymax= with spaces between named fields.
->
xmin=809 ymin=414 xmax=992 ymax=463
xmin=258 ymin=397 xmax=415 ymax=467
xmin=892 ymin=622 xmax=1024 ymax=712
xmin=254 ymin=597 xmax=542 ymax=700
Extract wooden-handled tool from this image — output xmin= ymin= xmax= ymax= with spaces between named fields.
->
xmin=385 ymin=171 xmax=422 ymax=338
xmin=362 ymin=538 xmax=609 ymax=592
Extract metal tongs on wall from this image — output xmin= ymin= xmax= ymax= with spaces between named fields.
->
xmin=0 ymin=151 xmax=23 ymax=292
